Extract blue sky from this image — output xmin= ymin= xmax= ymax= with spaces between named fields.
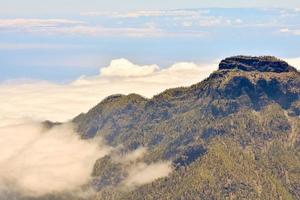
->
xmin=1 ymin=1 xmax=300 ymax=82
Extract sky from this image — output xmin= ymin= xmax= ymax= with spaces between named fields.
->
xmin=1 ymin=1 xmax=300 ymax=122
xmin=0 ymin=1 xmax=300 ymax=81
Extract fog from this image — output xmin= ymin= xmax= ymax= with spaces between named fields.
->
xmin=0 ymin=59 xmax=209 ymax=197
xmin=124 ymin=162 xmax=172 ymax=187
xmin=114 ymin=147 xmax=172 ymax=188
xmin=0 ymin=59 xmax=217 ymax=124
xmin=0 ymin=122 xmax=172 ymax=198
xmin=0 ymin=121 xmax=110 ymax=197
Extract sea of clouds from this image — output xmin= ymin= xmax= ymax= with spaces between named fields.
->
xmin=0 ymin=59 xmax=217 ymax=124
xmin=0 ymin=59 xmax=214 ymax=197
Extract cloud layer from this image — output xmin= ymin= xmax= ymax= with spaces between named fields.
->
xmin=0 ymin=17 xmax=204 ymax=37
xmin=0 ymin=58 xmax=212 ymax=196
xmin=0 ymin=18 xmax=165 ymax=37
xmin=286 ymin=57 xmax=300 ymax=69
xmin=100 ymin=59 xmax=159 ymax=77
xmin=4 ymin=8 xmax=299 ymax=38
xmin=280 ymin=28 xmax=300 ymax=35
xmin=0 ymin=122 xmax=109 ymax=197
xmin=111 ymin=147 xmax=172 ymax=188
xmin=0 ymin=19 xmax=84 ymax=28
xmin=0 ymin=59 xmax=217 ymax=124
xmin=124 ymin=162 xmax=172 ymax=187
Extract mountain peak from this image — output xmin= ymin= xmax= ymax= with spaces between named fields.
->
xmin=219 ymin=56 xmax=297 ymax=73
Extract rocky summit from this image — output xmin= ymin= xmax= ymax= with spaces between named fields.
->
xmin=219 ymin=55 xmax=298 ymax=73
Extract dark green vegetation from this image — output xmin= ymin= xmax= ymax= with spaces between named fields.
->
xmin=41 ymin=56 xmax=300 ymax=199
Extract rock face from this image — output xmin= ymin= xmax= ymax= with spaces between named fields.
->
xmin=219 ymin=56 xmax=298 ymax=73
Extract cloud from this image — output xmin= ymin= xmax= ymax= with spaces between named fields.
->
xmin=80 ymin=10 xmax=210 ymax=18
xmin=90 ymin=147 xmax=172 ymax=190
xmin=0 ymin=18 xmax=165 ymax=37
xmin=55 ymin=26 xmax=205 ymax=37
xmin=0 ymin=18 xmax=204 ymax=37
xmin=197 ymin=16 xmax=242 ymax=27
xmin=120 ymin=148 xmax=172 ymax=187
xmin=279 ymin=28 xmax=300 ymax=35
xmin=80 ymin=9 xmax=244 ymax=28
xmin=48 ymin=25 xmax=167 ymax=37
xmin=286 ymin=57 xmax=300 ymax=70
xmin=1 ymin=9 xmax=298 ymax=38
xmin=0 ymin=121 xmax=110 ymax=197
xmin=100 ymin=59 xmax=159 ymax=77
xmin=0 ymin=18 xmax=84 ymax=28
xmin=181 ymin=21 xmax=193 ymax=27
xmin=123 ymin=162 xmax=172 ymax=187
xmin=119 ymin=147 xmax=147 ymax=163
xmin=0 ymin=59 xmax=217 ymax=124
xmin=0 ymin=10 xmax=254 ymax=38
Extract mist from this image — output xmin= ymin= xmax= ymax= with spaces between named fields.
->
xmin=113 ymin=147 xmax=172 ymax=188
xmin=124 ymin=162 xmax=172 ymax=187
xmin=0 ymin=59 xmax=217 ymax=124
xmin=0 ymin=121 xmax=110 ymax=197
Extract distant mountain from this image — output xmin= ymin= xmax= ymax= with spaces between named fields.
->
xmin=37 ymin=56 xmax=300 ymax=199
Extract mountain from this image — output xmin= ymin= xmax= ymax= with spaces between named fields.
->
xmin=70 ymin=56 xmax=300 ymax=199
xmin=31 ymin=56 xmax=300 ymax=200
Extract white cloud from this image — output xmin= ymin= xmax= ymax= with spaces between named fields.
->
xmin=80 ymin=11 xmax=120 ymax=17
xmin=106 ymin=147 xmax=172 ymax=189
xmin=1 ymin=9 xmax=297 ymax=38
xmin=280 ymin=28 xmax=290 ymax=32
xmin=286 ymin=57 xmax=300 ymax=70
xmin=100 ymin=59 xmax=159 ymax=77
xmin=0 ymin=18 xmax=205 ymax=37
xmin=235 ymin=18 xmax=243 ymax=24
xmin=0 ymin=18 xmax=84 ymax=28
xmin=120 ymin=147 xmax=147 ymax=163
xmin=82 ymin=9 xmax=246 ymax=28
xmin=81 ymin=9 xmax=246 ymax=29
xmin=198 ymin=16 xmax=225 ymax=27
xmin=123 ymin=162 xmax=172 ymax=187
xmin=80 ymin=10 xmax=210 ymax=18
xmin=48 ymin=25 xmax=167 ymax=37
xmin=0 ymin=59 xmax=218 ymax=124
xmin=279 ymin=28 xmax=300 ymax=35
xmin=0 ymin=122 xmax=110 ymax=197
xmin=0 ymin=23 xmax=167 ymax=37
xmin=0 ymin=18 xmax=165 ymax=37
xmin=181 ymin=21 xmax=193 ymax=27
